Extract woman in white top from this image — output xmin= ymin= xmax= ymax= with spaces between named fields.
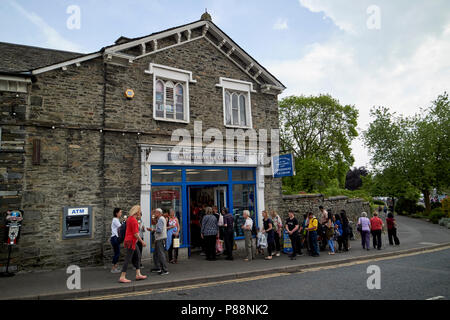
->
xmin=111 ymin=208 xmax=122 ymax=273
xmin=241 ymin=210 xmax=255 ymax=262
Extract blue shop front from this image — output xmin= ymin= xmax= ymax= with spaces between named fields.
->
xmin=139 ymin=146 xmax=265 ymax=259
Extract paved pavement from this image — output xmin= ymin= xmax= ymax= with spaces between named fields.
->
xmin=109 ymin=247 xmax=450 ymax=300
xmin=1 ymin=215 xmax=450 ymax=300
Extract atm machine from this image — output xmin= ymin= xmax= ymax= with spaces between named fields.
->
xmin=62 ymin=206 xmax=92 ymax=239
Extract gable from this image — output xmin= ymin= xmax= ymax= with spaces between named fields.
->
xmin=27 ymin=17 xmax=285 ymax=95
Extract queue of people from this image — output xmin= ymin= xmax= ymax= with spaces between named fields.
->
xmin=110 ymin=204 xmax=400 ymax=283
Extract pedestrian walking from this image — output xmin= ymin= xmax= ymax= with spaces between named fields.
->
xmin=370 ymin=212 xmax=384 ymax=250
xmin=285 ymin=209 xmax=303 ymax=260
xmin=110 ymin=208 xmax=122 ymax=273
xmin=148 ymin=208 xmax=169 ymax=275
xmin=306 ymin=212 xmax=320 ymax=257
xmin=261 ymin=210 xmax=275 ymax=260
xmin=167 ymin=209 xmax=180 ymax=264
xmin=201 ymin=207 xmax=219 ymax=261
xmin=386 ymin=212 xmax=400 ymax=246
xmin=357 ymin=212 xmax=371 ymax=251
xmin=326 ymin=212 xmax=335 ymax=255
xmin=340 ymin=210 xmax=350 ymax=251
xmin=222 ymin=207 xmax=234 ymax=261
xmin=241 ymin=210 xmax=255 ymax=261
xmin=270 ymin=209 xmax=283 ymax=257
xmin=119 ymin=205 xmax=147 ymax=283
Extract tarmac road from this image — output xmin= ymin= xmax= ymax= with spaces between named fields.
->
xmin=107 ymin=247 xmax=450 ymax=300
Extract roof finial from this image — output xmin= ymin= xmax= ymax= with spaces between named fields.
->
xmin=201 ymin=9 xmax=212 ymax=21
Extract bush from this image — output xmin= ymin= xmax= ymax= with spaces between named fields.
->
xmin=431 ymin=201 xmax=442 ymax=210
xmin=429 ymin=208 xmax=446 ymax=224
xmin=373 ymin=200 xmax=385 ymax=206
xmin=395 ymin=197 xmax=418 ymax=215
xmin=442 ymin=197 xmax=450 ymax=217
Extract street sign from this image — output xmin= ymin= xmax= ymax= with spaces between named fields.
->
xmin=272 ymin=154 xmax=295 ymax=178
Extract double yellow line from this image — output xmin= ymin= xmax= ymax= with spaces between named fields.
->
xmin=78 ymin=245 xmax=450 ymax=300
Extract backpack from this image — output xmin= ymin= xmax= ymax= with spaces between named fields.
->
xmin=118 ymin=221 xmax=127 ymax=244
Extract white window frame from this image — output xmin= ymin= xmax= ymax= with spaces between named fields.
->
xmin=145 ymin=63 xmax=196 ymax=124
xmin=216 ymin=77 xmax=255 ymax=129
xmin=0 ymin=75 xmax=30 ymax=93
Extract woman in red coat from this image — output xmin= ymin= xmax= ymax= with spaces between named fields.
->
xmin=119 ymin=205 xmax=147 ymax=283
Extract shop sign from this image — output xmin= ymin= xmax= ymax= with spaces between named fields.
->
xmin=272 ymin=154 xmax=295 ymax=178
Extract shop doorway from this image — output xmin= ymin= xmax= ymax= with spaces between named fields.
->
xmin=188 ymin=185 xmax=227 ymax=257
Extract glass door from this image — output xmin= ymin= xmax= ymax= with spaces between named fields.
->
xmin=214 ymin=186 xmax=227 ymax=212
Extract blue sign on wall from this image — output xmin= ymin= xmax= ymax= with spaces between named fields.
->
xmin=272 ymin=154 xmax=295 ymax=178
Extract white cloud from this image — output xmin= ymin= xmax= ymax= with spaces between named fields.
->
xmin=9 ymin=0 xmax=84 ymax=52
xmin=273 ymin=18 xmax=289 ymax=30
xmin=267 ymin=0 xmax=450 ymax=168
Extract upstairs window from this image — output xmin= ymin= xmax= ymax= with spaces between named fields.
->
xmin=216 ymin=77 xmax=255 ymax=129
xmin=225 ymin=91 xmax=248 ymax=127
xmin=146 ymin=63 xmax=196 ymax=124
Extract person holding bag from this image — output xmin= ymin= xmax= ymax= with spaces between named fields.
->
xmin=270 ymin=210 xmax=283 ymax=257
xmin=167 ymin=209 xmax=180 ymax=264
xmin=261 ymin=210 xmax=275 ymax=260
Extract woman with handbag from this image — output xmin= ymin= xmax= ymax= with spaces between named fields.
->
xmin=167 ymin=209 xmax=180 ymax=264
xmin=270 ymin=209 xmax=283 ymax=257
xmin=357 ymin=212 xmax=371 ymax=250
xmin=261 ymin=210 xmax=275 ymax=260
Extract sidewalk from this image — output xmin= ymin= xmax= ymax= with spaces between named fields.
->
xmin=2 ymin=215 xmax=450 ymax=300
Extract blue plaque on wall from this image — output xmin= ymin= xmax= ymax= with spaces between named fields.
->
xmin=272 ymin=154 xmax=295 ymax=178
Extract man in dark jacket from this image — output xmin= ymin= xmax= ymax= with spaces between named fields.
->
xmin=222 ymin=208 xmax=234 ymax=260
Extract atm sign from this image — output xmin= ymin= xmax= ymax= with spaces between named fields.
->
xmin=68 ymin=207 xmax=89 ymax=216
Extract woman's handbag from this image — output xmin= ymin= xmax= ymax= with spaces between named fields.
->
xmin=173 ymin=237 xmax=180 ymax=248
xmin=216 ymin=239 xmax=224 ymax=253
xmin=257 ymin=232 xmax=268 ymax=249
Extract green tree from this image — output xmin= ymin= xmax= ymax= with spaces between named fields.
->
xmin=279 ymin=94 xmax=358 ymax=192
xmin=363 ymin=93 xmax=450 ymax=215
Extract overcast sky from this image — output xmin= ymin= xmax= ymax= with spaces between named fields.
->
xmin=1 ymin=0 xmax=449 ymax=169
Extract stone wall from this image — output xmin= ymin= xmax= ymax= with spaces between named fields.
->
xmin=281 ymin=194 xmax=371 ymax=225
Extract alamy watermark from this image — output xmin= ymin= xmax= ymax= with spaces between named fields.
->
xmin=169 ymin=121 xmax=280 ymax=176
xmin=66 ymin=265 xmax=81 ymax=290
xmin=66 ymin=5 xmax=81 ymax=30
xmin=366 ymin=265 xmax=381 ymax=289
xmin=366 ymin=5 xmax=381 ymax=30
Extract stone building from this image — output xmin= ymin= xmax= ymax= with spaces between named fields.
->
xmin=0 ymin=13 xmax=286 ymax=270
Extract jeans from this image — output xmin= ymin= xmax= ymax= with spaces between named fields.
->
xmin=244 ymin=230 xmax=255 ymax=260
xmin=121 ymin=246 xmax=141 ymax=273
xmin=154 ymin=239 xmax=168 ymax=272
xmin=328 ymin=239 xmax=335 ymax=253
xmin=274 ymin=232 xmax=281 ymax=252
xmin=388 ymin=228 xmax=400 ymax=245
xmin=361 ymin=230 xmax=370 ymax=249
xmin=168 ymin=234 xmax=179 ymax=262
xmin=309 ymin=231 xmax=319 ymax=256
xmin=110 ymin=236 xmax=120 ymax=265
xmin=204 ymin=235 xmax=217 ymax=260
xmin=372 ymin=230 xmax=382 ymax=249
xmin=289 ymin=233 xmax=302 ymax=256
xmin=223 ymin=229 xmax=234 ymax=258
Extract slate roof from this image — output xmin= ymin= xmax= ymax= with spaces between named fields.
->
xmin=0 ymin=42 xmax=84 ymax=74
